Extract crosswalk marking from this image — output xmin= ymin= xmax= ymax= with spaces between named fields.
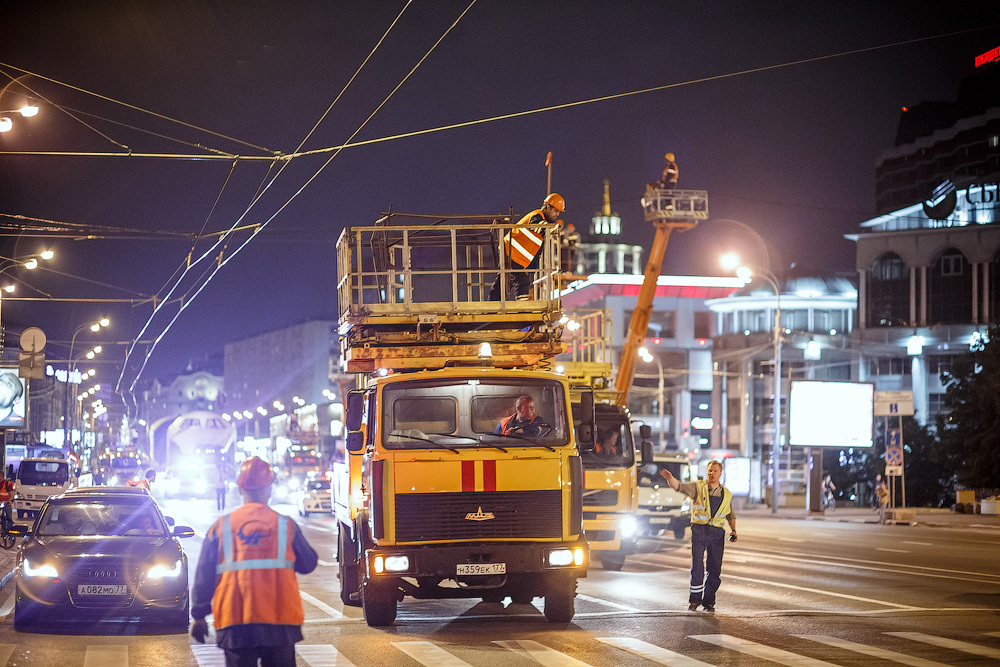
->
xmin=494 ymin=639 xmax=593 ymax=666
xmin=300 ymin=590 xmax=343 ymax=618
xmin=393 ymin=641 xmax=473 ymax=666
xmin=575 ymin=593 xmax=641 ymax=612
xmin=83 ymin=645 xmax=129 ymax=667
xmin=887 ymin=632 xmax=1000 ymax=659
xmin=797 ymin=634 xmax=951 ymax=666
xmin=297 ymin=644 xmax=358 ymax=667
xmin=876 ymin=548 xmax=910 ymax=553
xmin=0 ymin=592 xmax=13 ymax=618
xmin=597 ymin=637 xmax=715 ymax=666
xmin=191 ymin=645 xmax=227 ymax=667
xmin=0 ymin=645 xmax=15 ymax=665
xmin=690 ymin=634 xmax=840 ymax=666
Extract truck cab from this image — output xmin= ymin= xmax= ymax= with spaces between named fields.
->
xmin=14 ymin=458 xmax=73 ymax=521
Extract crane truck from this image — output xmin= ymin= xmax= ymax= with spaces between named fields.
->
xmin=334 ymin=211 xmax=589 ymax=627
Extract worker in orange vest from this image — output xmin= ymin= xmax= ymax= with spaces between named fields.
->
xmin=489 ymin=193 xmax=565 ymax=300
xmin=191 ymin=457 xmax=317 ymax=666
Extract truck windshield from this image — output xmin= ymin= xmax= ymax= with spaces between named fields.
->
xmin=581 ymin=418 xmax=635 ymax=469
xmin=17 ymin=460 xmax=69 ymax=487
xmin=381 ymin=377 xmax=569 ymax=449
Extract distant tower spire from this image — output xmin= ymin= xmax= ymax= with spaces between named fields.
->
xmin=590 ymin=179 xmax=621 ymax=237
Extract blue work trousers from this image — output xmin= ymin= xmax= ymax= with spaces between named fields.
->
xmin=689 ymin=523 xmax=725 ymax=606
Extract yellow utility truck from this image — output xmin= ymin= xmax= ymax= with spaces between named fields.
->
xmin=334 ymin=212 xmax=589 ymax=626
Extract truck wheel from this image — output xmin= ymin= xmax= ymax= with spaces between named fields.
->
xmin=361 ymin=579 xmax=398 ymax=627
xmin=673 ymin=526 xmax=686 ymax=539
xmin=543 ymin=577 xmax=576 ymax=623
xmin=338 ymin=524 xmax=361 ymax=607
xmin=600 ymin=552 xmax=625 ymax=571
xmin=510 ymin=590 xmax=534 ymax=604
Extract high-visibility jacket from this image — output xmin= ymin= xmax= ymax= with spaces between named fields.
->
xmin=210 ymin=502 xmax=304 ymax=630
xmin=690 ymin=480 xmax=733 ymax=529
xmin=125 ymin=478 xmax=149 ymax=489
xmin=503 ymin=210 xmax=546 ymax=268
xmin=0 ymin=479 xmax=13 ymax=503
xmin=495 ymin=413 xmax=543 ymax=436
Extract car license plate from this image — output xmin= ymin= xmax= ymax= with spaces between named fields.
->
xmin=456 ymin=563 xmax=505 ymax=575
xmin=78 ymin=584 xmax=126 ymax=596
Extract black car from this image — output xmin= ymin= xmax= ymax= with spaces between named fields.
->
xmin=12 ymin=486 xmax=195 ymax=633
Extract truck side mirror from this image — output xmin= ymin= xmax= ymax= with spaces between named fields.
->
xmin=577 ymin=391 xmax=595 ymax=445
xmin=639 ymin=424 xmax=652 ymax=440
xmin=346 ymin=391 xmax=364 ymax=432
xmin=640 ymin=440 xmax=654 ymax=465
xmin=346 ymin=431 xmax=365 ymax=453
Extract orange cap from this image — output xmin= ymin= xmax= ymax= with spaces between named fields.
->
xmin=237 ymin=457 xmax=276 ymax=491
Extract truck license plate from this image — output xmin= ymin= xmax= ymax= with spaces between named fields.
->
xmin=456 ymin=563 xmax=506 ymax=575
xmin=78 ymin=584 xmax=126 ymax=596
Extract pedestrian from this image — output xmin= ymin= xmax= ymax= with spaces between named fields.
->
xmin=876 ymin=477 xmax=890 ymax=525
xmin=489 ymin=193 xmax=565 ymax=301
xmin=214 ymin=462 xmax=229 ymax=511
xmin=191 ymin=457 xmax=318 ymax=666
xmin=659 ymin=459 xmax=737 ymax=613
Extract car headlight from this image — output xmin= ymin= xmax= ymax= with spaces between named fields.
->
xmin=193 ymin=478 xmax=208 ymax=494
xmin=546 ymin=547 xmax=586 ymax=568
xmin=110 ymin=476 xmax=119 ymax=486
xmin=23 ymin=559 xmax=59 ymax=578
xmin=620 ymin=515 xmax=638 ymax=539
xmin=147 ymin=560 xmax=183 ymax=579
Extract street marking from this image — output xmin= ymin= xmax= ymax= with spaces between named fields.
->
xmin=0 ymin=646 xmax=14 ymax=665
xmin=297 ymin=643 xmax=358 ymax=667
xmin=495 ymin=639 xmax=593 ymax=666
xmin=690 ymin=634 xmax=839 ymax=666
xmin=0 ymin=591 xmax=13 ymax=618
xmin=887 ymin=632 xmax=1000 ymax=659
xmin=191 ymin=645 xmax=227 ymax=667
xmin=318 ymin=559 xmax=337 ymax=567
xmin=986 ymin=631 xmax=1000 ymax=638
xmin=393 ymin=642 xmax=473 ymax=666
xmin=305 ymin=524 xmax=335 ymax=533
xmin=300 ymin=590 xmax=343 ymax=618
xmin=83 ymin=645 xmax=129 ymax=667
xmin=575 ymin=593 xmax=642 ymax=612
xmin=798 ymin=634 xmax=950 ymax=666
xmin=902 ymin=541 xmax=932 ymax=546
xmin=598 ymin=637 xmax=715 ymax=666
xmin=777 ymin=538 xmax=804 ymax=543
xmin=876 ymin=548 xmax=910 ymax=553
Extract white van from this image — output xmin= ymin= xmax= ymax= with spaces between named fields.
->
xmin=636 ymin=453 xmax=693 ymax=539
xmin=13 ymin=458 xmax=72 ymax=521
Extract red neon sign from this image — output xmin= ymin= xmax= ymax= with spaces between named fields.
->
xmin=975 ymin=46 xmax=1000 ymax=68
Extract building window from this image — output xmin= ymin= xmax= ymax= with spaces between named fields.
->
xmin=867 ymin=357 xmax=911 ymax=375
xmin=928 ymin=248 xmax=972 ymax=325
xmin=940 ymin=253 xmax=963 ymax=277
xmin=694 ymin=312 xmax=712 ymax=340
xmin=626 ymin=309 xmax=675 ymax=339
xmin=989 ymin=135 xmax=999 ymax=149
xmin=868 ymin=253 xmax=909 ymax=328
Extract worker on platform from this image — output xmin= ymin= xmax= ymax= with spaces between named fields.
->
xmin=191 ymin=457 xmax=318 ymax=666
xmin=490 ymin=193 xmax=565 ymax=301
xmin=647 ymin=152 xmax=680 ymax=197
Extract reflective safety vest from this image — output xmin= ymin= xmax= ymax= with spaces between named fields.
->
xmin=690 ymin=480 xmax=732 ymax=529
xmin=211 ymin=503 xmax=304 ymax=630
xmin=0 ymin=479 xmax=13 ymax=503
xmin=503 ymin=210 xmax=545 ymax=268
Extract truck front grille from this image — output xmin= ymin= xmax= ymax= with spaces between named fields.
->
xmin=395 ymin=490 xmax=562 ymax=542
xmin=582 ymin=489 xmax=618 ymax=507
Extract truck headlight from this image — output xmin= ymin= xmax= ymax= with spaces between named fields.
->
xmin=546 ymin=547 xmax=585 ymax=568
xmin=372 ymin=554 xmax=410 ymax=574
xmin=147 ymin=560 xmax=183 ymax=579
xmin=23 ymin=559 xmax=59 ymax=578
xmin=620 ymin=515 xmax=638 ymax=539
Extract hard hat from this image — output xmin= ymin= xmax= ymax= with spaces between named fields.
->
xmin=237 ymin=457 xmax=276 ymax=491
xmin=544 ymin=193 xmax=565 ymax=212
xmin=664 ymin=152 xmax=675 ymax=162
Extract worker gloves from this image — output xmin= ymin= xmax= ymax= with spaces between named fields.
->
xmin=191 ymin=618 xmax=209 ymax=643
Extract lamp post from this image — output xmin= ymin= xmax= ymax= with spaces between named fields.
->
xmin=0 ymin=74 xmax=40 ymax=133
xmin=64 ymin=318 xmax=110 ymax=451
xmin=722 ymin=253 xmax=782 ymax=514
xmin=638 ymin=346 xmax=666 ymax=450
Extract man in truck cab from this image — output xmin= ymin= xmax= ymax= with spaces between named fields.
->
xmin=489 ymin=193 xmax=566 ymax=301
xmin=494 ymin=395 xmax=545 ymax=437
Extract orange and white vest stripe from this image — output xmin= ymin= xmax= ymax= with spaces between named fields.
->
xmin=503 ymin=209 xmax=545 ymax=268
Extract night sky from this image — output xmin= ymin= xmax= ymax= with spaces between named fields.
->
xmin=0 ymin=2 xmax=996 ymax=406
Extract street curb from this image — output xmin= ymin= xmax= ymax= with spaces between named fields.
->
xmin=1 ymin=566 xmax=14 ymax=590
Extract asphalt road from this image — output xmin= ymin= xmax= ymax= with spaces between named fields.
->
xmin=0 ymin=496 xmax=997 ymax=666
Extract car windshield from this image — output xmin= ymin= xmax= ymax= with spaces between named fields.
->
xmin=381 ymin=377 xmax=569 ymax=449
xmin=111 ymin=458 xmax=139 ymax=469
xmin=36 ymin=498 xmax=167 ymax=537
xmin=17 ymin=460 xmax=69 ymax=486
xmin=306 ymin=480 xmax=331 ymax=491
xmin=639 ymin=461 xmax=687 ymax=487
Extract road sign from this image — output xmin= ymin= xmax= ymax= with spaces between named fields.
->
xmin=886 ymin=465 xmax=903 ymax=476
xmin=886 ymin=445 xmax=904 ymax=466
xmin=874 ymin=390 xmax=914 ymax=416
xmin=18 ymin=351 xmax=45 ymax=379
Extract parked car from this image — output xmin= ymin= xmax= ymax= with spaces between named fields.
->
xmin=297 ymin=477 xmax=332 ymax=517
xmin=11 ymin=486 xmax=195 ymax=633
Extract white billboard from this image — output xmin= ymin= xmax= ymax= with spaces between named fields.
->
xmin=788 ymin=380 xmax=874 ymax=448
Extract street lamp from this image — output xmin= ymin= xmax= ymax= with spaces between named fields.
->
xmin=638 ymin=346 xmax=666 ymax=450
xmin=0 ymin=251 xmax=54 ymax=327
xmin=0 ymin=74 xmax=40 ymax=133
xmin=721 ymin=252 xmax=783 ymax=514
xmin=64 ymin=319 xmax=110 ymax=450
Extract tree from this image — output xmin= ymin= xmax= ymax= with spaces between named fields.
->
xmin=939 ymin=326 xmax=1000 ymax=490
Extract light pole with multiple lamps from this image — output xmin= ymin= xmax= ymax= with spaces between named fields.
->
xmin=0 ymin=251 xmax=55 ymax=330
xmin=637 ymin=346 xmax=666 ymax=450
xmin=721 ymin=252 xmax=783 ymax=514
xmin=64 ymin=318 xmax=110 ymax=451
xmin=0 ymin=74 xmax=40 ymax=133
